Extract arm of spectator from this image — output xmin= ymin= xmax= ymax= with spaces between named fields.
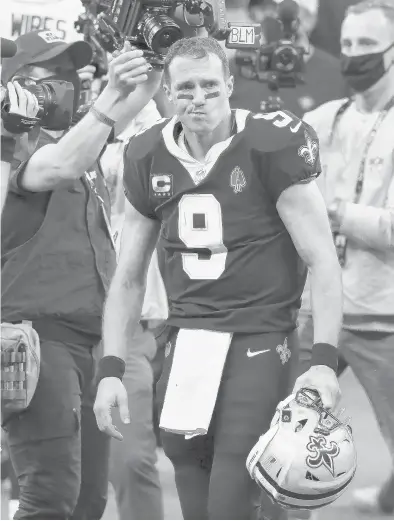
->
xmin=17 ymin=44 xmax=162 ymax=193
xmin=334 ymin=178 xmax=394 ymax=250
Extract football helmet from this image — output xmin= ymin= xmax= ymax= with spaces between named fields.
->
xmin=246 ymin=388 xmax=357 ymax=511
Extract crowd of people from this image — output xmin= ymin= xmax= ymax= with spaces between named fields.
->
xmin=1 ymin=0 xmax=393 ymax=519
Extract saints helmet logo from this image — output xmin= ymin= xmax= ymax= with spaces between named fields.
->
xmin=276 ymin=337 xmax=291 ymax=365
xmin=298 ymin=131 xmax=318 ymax=166
xmin=306 ymin=435 xmax=340 ymax=476
xmin=230 ymin=166 xmax=246 ymax=194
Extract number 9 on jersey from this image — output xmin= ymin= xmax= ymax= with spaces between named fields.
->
xmin=178 ymin=194 xmax=228 ymax=280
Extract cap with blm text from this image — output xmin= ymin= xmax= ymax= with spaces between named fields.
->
xmin=1 ymin=31 xmax=93 ymax=82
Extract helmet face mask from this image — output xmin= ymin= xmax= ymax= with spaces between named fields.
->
xmin=246 ymin=389 xmax=357 ymax=511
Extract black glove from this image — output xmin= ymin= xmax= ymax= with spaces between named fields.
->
xmin=2 ymin=109 xmax=40 ymax=134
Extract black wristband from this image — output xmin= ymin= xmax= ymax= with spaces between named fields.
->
xmin=97 ymin=355 xmax=126 ymax=382
xmin=1 ymin=136 xmax=16 ymax=164
xmin=311 ymin=343 xmax=338 ymax=373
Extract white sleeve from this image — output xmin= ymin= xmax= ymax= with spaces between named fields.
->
xmin=340 ymin=176 xmax=394 ymax=251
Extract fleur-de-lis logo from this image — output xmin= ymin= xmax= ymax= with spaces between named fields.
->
xmin=276 ymin=337 xmax=291 ymax=365
xmin=230 ymin=166 xmax=246 ymax=194
xmin=306 ymin=435 xmax=340 ymax=476
xmin=298 ymin=131 xmax=318 ymax=166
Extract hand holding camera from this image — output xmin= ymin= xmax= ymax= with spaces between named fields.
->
xmin=107 ymin=42 xmax=152 ymax=95
xmin=76 ymin=0 xmax=263 ymax=71
xmin=1 ymin=81 xmax=40 ymax=136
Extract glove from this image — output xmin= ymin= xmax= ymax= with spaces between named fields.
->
xmin=2 ymin=110 xmax=40 ymax=134
xmin=1 ymin=321 xmax=40 ymax=414
xmin=1 ymin=81 xmax=40 ymax=135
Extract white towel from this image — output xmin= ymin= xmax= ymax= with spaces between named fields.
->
xmin=159 ymin=328 xmax=232 ymax=438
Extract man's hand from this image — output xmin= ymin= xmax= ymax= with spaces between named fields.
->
xmin=2 ymin=81 xmax=40 ymax=136
xmin=93 ymin=42 xmax=153 ymax=121
xmin=94 ymin=377 xmax=130 ymax=441
xmin=107 ymin=42 xmax=151 ymax=97
xmin=292 ymin=365 xmax=341 ymax=410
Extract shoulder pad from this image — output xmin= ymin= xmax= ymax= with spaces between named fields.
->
xmin=246 ymin=110 xmax=308 ymax=152
xmin=124 ymin=117 xmax=169 ymax=162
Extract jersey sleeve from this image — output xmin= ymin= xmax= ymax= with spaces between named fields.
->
xmin=122 ymin=138 xmax=158 ymax=220
xmin=265 ymin=121 xmax=322 ymax=204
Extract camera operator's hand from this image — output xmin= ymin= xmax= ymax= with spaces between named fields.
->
xmin=1 ymin=81 xmax=40 ymax=136
xmin=107 ymin=42 xmax=152 ymax=97
xmin=92 ymin=42 xmax=153 ymax=122
xmin=78 ymin=64 xmax=97 ymax=83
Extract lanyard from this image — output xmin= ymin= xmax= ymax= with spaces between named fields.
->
xmin=329 ymin=96 xmax=394 ymax=266
xmin=329 ymin=96 xmax=394 ymax=204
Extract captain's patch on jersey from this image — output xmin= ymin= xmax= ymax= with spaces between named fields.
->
xmin=151 ymin=174 xmax=173 ymax=198
xmin=298 ymin=131 xmax=319 ymax=166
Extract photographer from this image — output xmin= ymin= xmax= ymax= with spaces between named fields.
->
xmin=1 ymin=30 xmax=161 ymax=520
xmin=229 ymin=0 xmax=348 ymax=116
xmin=1 ymin=37 xmax=39 ymax=214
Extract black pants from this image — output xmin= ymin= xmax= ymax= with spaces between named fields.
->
xmin=156 ymin=328 xmax=298 ymax=520
xmin=3 ymin=340 xmax=109 ymax=520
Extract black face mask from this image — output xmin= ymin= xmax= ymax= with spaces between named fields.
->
xmin=340 ymin=42 xmax=394 ymax=92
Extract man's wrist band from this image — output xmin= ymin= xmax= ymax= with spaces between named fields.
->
xmin=311 ymin=343 xmax=338 ymax=373
xmin=89 ymin=106 xmax=116 ymax=128
xmin=97 ymin=355 xmax=126 ymax=382
xmin=1 ymin=136 xmax=16 ymax=164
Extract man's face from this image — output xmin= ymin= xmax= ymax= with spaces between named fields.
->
xmin=12 ymin=52 xmax=75 ymax=86
xmin=11 ymin=53 xmax=75 ymax=146
xmin=341 ymin=9 xmax=394 ymax=58
xmin=164 ymin=53 xmax=233 ymax=134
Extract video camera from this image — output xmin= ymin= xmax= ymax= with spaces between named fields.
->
xmin=1 ymin=80 xmax=75 ymax=132
xmin=75 ymin=0 xmax=265 ymax=69
xmin=235 ymin=0 xmax=306 ymax=105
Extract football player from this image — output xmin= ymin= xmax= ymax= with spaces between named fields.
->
xmin=94 ymin=37 xmax=343 ymax=519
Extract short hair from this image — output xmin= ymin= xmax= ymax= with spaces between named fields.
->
xmin=346 ymin=0 xmax=394 ymax=26
xmin=163 ymin=37 xmax=230 ymax=85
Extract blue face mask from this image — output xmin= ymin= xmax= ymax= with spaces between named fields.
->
xmin=340 ymin=42 xmax=394 ymax=92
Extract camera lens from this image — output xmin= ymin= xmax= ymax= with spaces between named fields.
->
xmin=27 ymin=83 xmax=53 ymax=118
xmin=141 ymin=13 xmax=183 ymax=55
xmin=273 ymin=44 xmax=298 ymax=72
